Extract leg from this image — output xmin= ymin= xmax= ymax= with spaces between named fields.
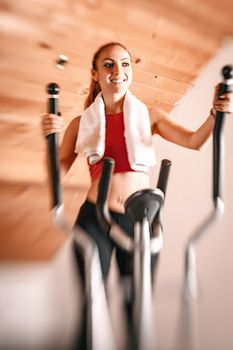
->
xmin=113 ymin=211 xmax=160 ymax=288
xmin=73 ymin=201 xmax=114 ymax=349
xmin=113 ymin=212 xmax=159 ymax=278
xmin=111 ymin=210 xmax=134 ymax=277
xmin=74 ymin=200 xmax=114 ymax=282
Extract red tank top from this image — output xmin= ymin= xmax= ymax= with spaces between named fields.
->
xmin=88 ymin=112 xmax=135 ymax=181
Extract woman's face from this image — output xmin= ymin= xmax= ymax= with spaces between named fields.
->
xmin=92 ymin=45 xmax=133 ymax=96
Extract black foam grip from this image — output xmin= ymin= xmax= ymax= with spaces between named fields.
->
xmin=96 ymin=158 xmax=115 ymax=233
xmin=156 ymin=159 xmax=172 ymax=197
xmin=46 ymin=82 xmax=61 ymax=208
xmin=213 ymin=65 xmax=233 ymax=200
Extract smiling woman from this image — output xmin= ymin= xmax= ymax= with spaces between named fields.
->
xmin=41 ymin=41 xmax=233 ymax=281
xmin=91 ymin=45 xmax=132 ymax=100
xmin=84 ymin=42 xmax=133 ymax=110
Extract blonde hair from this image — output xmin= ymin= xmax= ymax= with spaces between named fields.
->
xmin=84 ymin=42 xmax=132 ymax=109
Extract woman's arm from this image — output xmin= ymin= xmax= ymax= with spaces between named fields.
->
xmin=59 ymin=116 xmax=80 ymax=175
xmin=150 ymin=88 xmax=233 ymax=150
xmin=150 ymin=107 xmax=215 ymax=150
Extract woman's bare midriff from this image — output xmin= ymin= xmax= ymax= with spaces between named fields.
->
xmin=86 ymin=171 xmax=150 ymax=213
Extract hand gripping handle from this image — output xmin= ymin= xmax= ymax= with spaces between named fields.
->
xmin=46 ymin=82 xmax=62 ymax=208
xmin=213 ymin=65 xmax=233 ymax=201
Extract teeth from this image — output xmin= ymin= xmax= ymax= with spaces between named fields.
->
xmin=111 ymin=79 xmax=125 ymax=83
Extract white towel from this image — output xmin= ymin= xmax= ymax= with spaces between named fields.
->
xmin=75 ymin=90 xmax=156 ymax=172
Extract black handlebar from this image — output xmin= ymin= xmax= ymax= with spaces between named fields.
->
xmin=96 ymin=158 xmax=115 ymax=233
xmin=46 ymin=82 xmax=62 ymax=208
xmin=156 ymin=159 xmax=172 ymax=196
xmin=213 ymin=65 xmax=233 ymax=201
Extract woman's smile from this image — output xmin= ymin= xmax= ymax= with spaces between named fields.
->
xmin=110 ymin=76 xmax=127 ymax=85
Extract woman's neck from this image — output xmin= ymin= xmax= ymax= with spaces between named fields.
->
xmin=102 ymin=93 xmax=125 ymax=114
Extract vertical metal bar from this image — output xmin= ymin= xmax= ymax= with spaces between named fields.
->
xmin=46 ymin=82 xmax=62 ymax=209
xmin=213 ymin=65 xmax=233 ymax=202
xmin=184 ymin=65 xmax=233 ymax=299
xmin=157 ymin=159 xmax=172 ymax=196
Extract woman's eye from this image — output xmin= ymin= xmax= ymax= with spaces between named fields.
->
xmin=104 ymin=62 xmax=113 ymax=68
xmin=104 ymin=62 xmax=130 ymax=68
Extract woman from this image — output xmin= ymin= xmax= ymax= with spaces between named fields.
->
xmin=42 ymin=42 xmax=233 ymax=281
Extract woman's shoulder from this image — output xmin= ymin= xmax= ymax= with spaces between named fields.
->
xmin=148 ymin=106 xmax=172 ymax=134
xmin=148 ymin=106 xmax=169 ymax=124
xmin=69 ymin=115 xmax=81 ymax=127
xmin=65 ymin=115 xmax=81 ymax=136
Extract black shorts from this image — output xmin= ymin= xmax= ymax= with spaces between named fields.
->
xmin=74 ymin=200 xmax=159 ymax=280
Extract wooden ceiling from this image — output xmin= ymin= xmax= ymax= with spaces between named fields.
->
xmin=0 ymin=0 xmax=233 ymax=259
xmin=1 ymin=0 xmax=233 ymax=185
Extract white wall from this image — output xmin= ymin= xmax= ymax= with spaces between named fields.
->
xmin=153 ymin=40 xmax=233 ymax=350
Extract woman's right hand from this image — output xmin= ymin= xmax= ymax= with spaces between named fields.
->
xmin=41 ymin=113 xmax=65 ymax=138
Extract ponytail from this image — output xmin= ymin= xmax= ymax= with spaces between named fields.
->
xmin=84 ymin=78 xmax=101 ymax=110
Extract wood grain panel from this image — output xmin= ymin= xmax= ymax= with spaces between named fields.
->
xmin=0 ymin=181 xmax=87 ymax=260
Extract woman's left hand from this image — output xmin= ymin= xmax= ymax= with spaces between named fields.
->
xmin=213 ymin=84 xmax=233 ymax=114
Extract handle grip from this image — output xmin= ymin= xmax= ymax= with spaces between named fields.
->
xmin=46 ymin=82 xmax=61 ymax=208
xmin=156 ymin=159 xmax=172 ymax=197
xmin=213 ymin=65 xmax=233 ymax=201
xmin=96 ymin=158 xmax=115 ymax=233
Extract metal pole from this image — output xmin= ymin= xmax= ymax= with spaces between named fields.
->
xmin=184 ymin=65 xmax=233 ymax=299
